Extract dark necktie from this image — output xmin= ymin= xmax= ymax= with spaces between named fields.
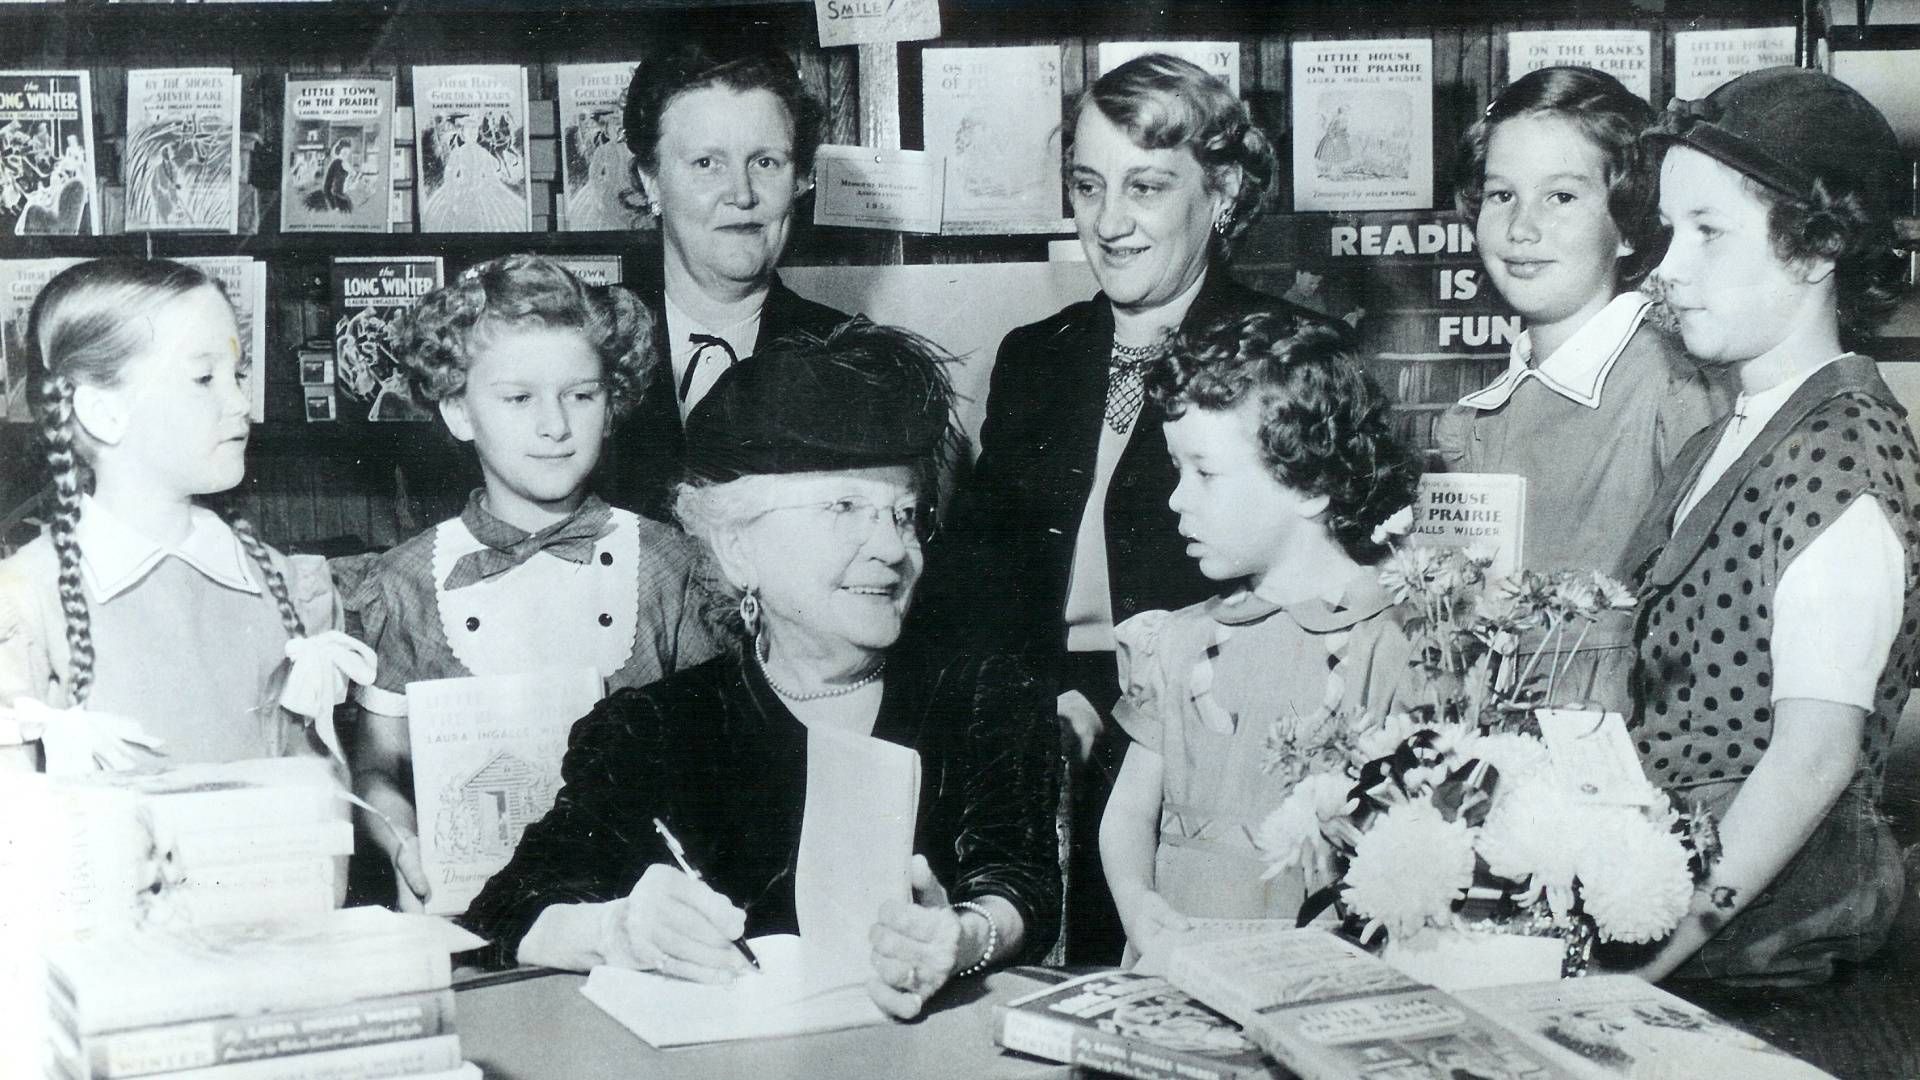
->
xmin=679 ymin=333 xmax=740 ymax=403
xmin=442 ymin=501 xmax=615 ymax=591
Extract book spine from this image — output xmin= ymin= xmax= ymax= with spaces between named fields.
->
xmin=76 ymin=990 xmax=455 ymax=1079
xmin=64 ymin=950 xmax=451 ymax=1035
xmin=152 ymin=1034 xmax=461 ymax=1080
xmin=169 ymin=821 xmax=355 ymax=865
xmin=147 ymin=786 xmax=341 ymax=840
xmin=996 ymin=1004 xmax=1246 ymax=1080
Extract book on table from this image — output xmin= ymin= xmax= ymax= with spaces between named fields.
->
xmin=45 ymin=909 xmax=485 ymax=1080
xmin=1166 ymin=927 xmax=1580 ymax=1080
xmin=994 ymin=969 xmax=1287 ymax=1080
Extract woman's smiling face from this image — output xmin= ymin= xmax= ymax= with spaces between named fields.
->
xmin=1068 ymin=103 xmax=1230 ymax=314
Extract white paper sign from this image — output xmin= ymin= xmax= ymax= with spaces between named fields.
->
xmin=1097 ymin=41 xmax=1240 ymax=96
xmin=923 ymin=45 xmax=1070 ymax=235
xmin=1673 ymin=27 xmax=1796 ymax=101
xmin=813 ymin=0 xmax=939 ymax=48
xmin=1291 ymin=39 xmax=1434 ymax=212
xmin=813 ymin=145 xmax=943 ymax=233
xmin=1505 ymin=30 xmax=1653 ymax=101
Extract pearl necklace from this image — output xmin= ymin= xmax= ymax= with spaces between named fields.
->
xmin=753 ymin=637 xmax=885 ymax=701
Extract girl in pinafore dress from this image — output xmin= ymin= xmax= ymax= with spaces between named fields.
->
xmin=346 ymin=255 xmax=724 ymax=908
xmin=1099 ymin=313 xmax=1422 ymax=962
xmin=0 ymin=259 xmax=365 ymax=773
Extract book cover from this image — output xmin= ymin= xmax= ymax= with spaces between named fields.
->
xmin=1290 ymin=40 xmax=1433 ymax=212
xmin=177 ymin=255 xmax=267 ymax=421
xmin=1456 ymin=975 xmax=1836 ymax=1080
xmin=57 ymin=988 xmax=455 ymax=1079
xmin=411 ymin=64 xmax=530 ymax=233
xmin=1167 ymin=929 xmax=1576 ymax=1080
xmin=555 ymin=62 xmax=641 ymax=233
xmin=996 ymin=970 xmax=1285 ymax=1080
xmin=49 ymin=908 xmax=478 ymax=1035
xmin=0 ymin=256 xmax=84 ymax=421
xmin=1505 ymin=31 xmax=1652 ymax=102
xmin=921 ymin=45 xmax=1068 ymax=235
xmin=548 ymin=253 xmax=622 ymax=287
xmin=1672 ymin=27 xmax=1796 ymax=100
xmin=1410 ymin=471 xmax=1527 ymax=579
xmin=330 ymin=254 xmax=443 ymax=422
xmin=406 ymin=667 xmax=604 ymax=916
xmin=1096 ymin=42 xmax=1240 ymax=95
xmin=154 ymin=856 xmax=340 ymax=929
xmin=125 ymin=68 xmax=240 ymax=232
xmin=0 ymin=70 xmax=97 ymax=235
xmin=281 ymin=74 xmax=393 ymax=233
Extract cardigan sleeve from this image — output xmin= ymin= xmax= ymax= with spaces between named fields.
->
xmin=937 ymin=652 xmax=1063 ymax=964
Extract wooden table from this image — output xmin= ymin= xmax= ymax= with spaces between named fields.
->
xmin=455 ymin=967 xmax=1071 ymax=1080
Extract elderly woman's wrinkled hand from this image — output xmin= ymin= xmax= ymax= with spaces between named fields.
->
xmin=609 ymin=863 xmax=752 ymax=984
xmin=866 ymin=855 xmax=962 ymax=1020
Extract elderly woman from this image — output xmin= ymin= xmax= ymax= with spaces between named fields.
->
xmin=912 ymin=53 xmax=1330 ymax=963
xmin=606 ymin=36 xmax=850 ymax=521
xmin=462 ymin=321 xmax=1060 ymax=1019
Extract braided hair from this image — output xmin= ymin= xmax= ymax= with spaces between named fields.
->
xmin=26 ymin=258 xmax=304 ymax=707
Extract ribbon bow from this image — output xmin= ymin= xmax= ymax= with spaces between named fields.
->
xmin=1370 ymin=504 xmax=1415 ymax=546
xmin=0 ymin=697 xmax=166 ymax=774
xmin=281 ymin=631 xmax=379 ymax=763
xmin=1654 ymin=95 xmax=1719 ymax=137
xmin=442 ymin=502 xmax=615 ymax=591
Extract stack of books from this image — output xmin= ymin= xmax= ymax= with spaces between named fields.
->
xmin=83 ymin=758 xmax=354 ymax=928
xmin=46 ymin=908 xmax=484 ymax=1080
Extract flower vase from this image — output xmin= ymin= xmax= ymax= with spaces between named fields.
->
xmin=1381 ymin=920 xmax=1588 ymax=991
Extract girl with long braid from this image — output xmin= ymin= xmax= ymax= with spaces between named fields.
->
xmin=0 ymin=258 xmax=370 ymax=773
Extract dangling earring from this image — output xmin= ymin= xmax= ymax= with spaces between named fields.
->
xmin=1212 ymin=208 xmax=1232 ymax=236
xmin=738 ymin=589 xmax=761 ymax=635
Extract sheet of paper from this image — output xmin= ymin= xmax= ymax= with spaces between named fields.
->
xmin=795 ymin=723 xmax=921 ymax=980
xmin=1097 ymin=41 xmax=1239 ymax=95
xmin=813 ymin=145 xmax=943 ymax=233
xmin=1506 ymin=30 xmax=1652 ymax=101
xmin=814 ymin=0 xmax=939 ymax=48
xmin=1290 ymin=40 xmax=1433 ymax=212
xmin=581 ymin=935 xmax=887 ymax=1048
xmin=922 ymin=45 xmax=1069 ymax=235
xmin=406 ymin=667 xmax=604 ymax=916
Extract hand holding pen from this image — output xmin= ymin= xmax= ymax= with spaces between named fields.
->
xmin=653 ymin=818 xmax=761 ymax=971
xmin=608 ymin=820 xmax=757 ymax=983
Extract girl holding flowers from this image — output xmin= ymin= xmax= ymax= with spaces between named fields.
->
xmin=1098 ymin=312 xmax=1421 ymax=961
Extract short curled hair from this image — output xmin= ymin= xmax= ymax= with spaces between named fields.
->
xmin=1067 ymin=53 xmax=1277 ymax=254
xmin=1744 ymin=173 xmax=1907 ymax=350
xmin=1456 ymin=66 xmax=1661 ymax=287
xmin=623 ymin=37 xmax=826 ymax=179
xmin=390 ymin=253 xmax=657 ymax=417
xmin=1148 ymin=312 xmax=1420 ymax=565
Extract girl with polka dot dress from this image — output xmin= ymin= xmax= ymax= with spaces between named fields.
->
xmin=1619 ymin=68 xmax=1920 ymax=984
xmin=344 ymin=255 xmax=724 ymax=910
xmin=0 ymin=259 xmax=361 ymax=773
xmin=1098 ymin=313 xmax=1423 ymax=963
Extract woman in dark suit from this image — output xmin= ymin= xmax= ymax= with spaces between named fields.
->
xmin=914 ymin=53 xmax=1329 ymax=963
xmin=605 ymin=37 xmax=850 ymax=520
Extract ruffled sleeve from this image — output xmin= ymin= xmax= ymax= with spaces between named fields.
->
xmin=338 ymin=553 xmax=417 ymax=718
xmin=284 ymin=553 xmax=341 ymax=635
xmin=1111 ymin=608 xmax=1172 ymax=750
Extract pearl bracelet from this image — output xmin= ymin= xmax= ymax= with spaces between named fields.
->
xmin=952 ymin=900 xmax=1000 ymax=978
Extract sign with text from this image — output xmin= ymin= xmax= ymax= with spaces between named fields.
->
xmin=814 ymin=0 xmax=939 ymax=48
xmin=1505 ymin=30 xmax=1652 ymax=101
xmin=1673 ymin=27 xmax=1795 ymax=101
xmin=1291 ymin=40 xmax=1433 ymax=212
xmin=813 ymin=145 xmax=943 ymax=233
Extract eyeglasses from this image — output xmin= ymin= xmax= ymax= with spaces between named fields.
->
xmin=755 ymin=496 xmax=937 ymax=546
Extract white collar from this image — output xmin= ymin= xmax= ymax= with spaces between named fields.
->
xmin=662 ymin=290 xmax=765 ymax=351
xmin=1458 ymin=292 xmax=1649 ymax=412
xmin=74 ymin=497 xmax=261 ymax=603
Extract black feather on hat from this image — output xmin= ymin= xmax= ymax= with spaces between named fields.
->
xmin=681 ymin=318 xmax=957 ymax=484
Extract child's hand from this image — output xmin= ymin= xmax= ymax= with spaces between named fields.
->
xmin=1124 ymin=890 xmax=1193 ymax=958
xmin=393 ymin=831 xmax=431 ymax=912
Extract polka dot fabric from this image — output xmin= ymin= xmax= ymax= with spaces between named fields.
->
xmin=1634 ymin=386 xmax=1920 ymax=799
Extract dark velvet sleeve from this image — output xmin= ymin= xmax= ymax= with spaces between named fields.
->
xmin=457 ymin=687 xmax=671 ymax=969
xmin=932 ymin=652 xmax=1063 ymax=964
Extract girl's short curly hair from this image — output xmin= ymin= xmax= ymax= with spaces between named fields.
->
xmin=1743 ymin=173 xmax=1908 ymax=351
xmin=1148 ymin=312 xmax=1420 ymax=565
xmin=1456 ymin=66 xmax=1662 ymax=287
xmin=391 ymin=253 xmax=658 ymax=417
